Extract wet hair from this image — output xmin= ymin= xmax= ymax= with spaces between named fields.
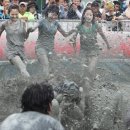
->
xmin=8 ymin=4 xmax=19 ymax=14
xmin=45 ymin=4 xmax=59 ymax=17
xmin=81 ymin=7 xmax=95 ymax=25
xmin=21 ymin=82 xmax=54 ymax=114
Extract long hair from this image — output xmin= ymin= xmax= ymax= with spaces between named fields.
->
xmin=81 ymin=7 xmax=95 ymax=25
xmin=21 ymin=82 xmax=54 ymax=114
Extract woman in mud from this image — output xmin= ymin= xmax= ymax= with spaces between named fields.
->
xmin=0 ymin=5 xmax=30 ymax=77
xmin=70 ymin=7 xmax=110 ymax=86
xmin=30 ymin=4 xmax=75 ymax=78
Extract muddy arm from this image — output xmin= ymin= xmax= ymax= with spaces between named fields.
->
xmin=0 ymin=23 xmax=5 ymax=37
xmin=97 ymin=25 xmax=111 ymax=49
xmin=27 ymin=22 xmax=39 ymax=33
xmin=57 ymin=24 xmax=77 ymax=37
xmin=27 ymin=19 xmax=43 ymax=33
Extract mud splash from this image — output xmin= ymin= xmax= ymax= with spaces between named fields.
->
xmin=0 ymin=55 xmax=129 ymax=130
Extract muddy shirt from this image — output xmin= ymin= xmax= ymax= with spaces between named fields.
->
xmin=0 ymin=111 xmax=64 ymax=130
xmin=77 ymin=23 xmax=100 ymax=56
xmin=36 ymin=19 xmax=61 ymax=54
xmin=0 ymin=19 xmax=27 ymax=60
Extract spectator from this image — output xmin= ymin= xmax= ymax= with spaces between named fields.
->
xmin=56 ymin=0 xmax=69 ymax=19
xmin=104 ymin=1 xmax=115 ymax=21
xmin=113 ymin=1 xmax=122 ymax=16
xmin=86 ymin=1 xmax=92 ymax=8
xmin=42 ymin=0 xmax=56 ymax=17
xmin=0 ymin=82 xmax=64 ymax=130
xmin=10 ymin=0 xmax=19 ymax=5
xmin=102 ymin=1 xmax=124 ymax=21
xmin=0 ymin=5 xmax=4 ymax=19
xmin=62 ymin=0 xmax=69 ymax=18
xmin=124 ymin=1 xmax=130 ymax=19
xmin=67 ymin=0 xmax=84 ymax=19
xmin=19 ymin=1 xmax=35 ymax=21
xmin=27 ymin=1 xmax=42 ymax=20
xmin=2 ymin=0 xmax=10 ymax=19
xmin=112 ymin=0 xmax=124 ymax=31
xmin=91 ymin=1 xmax=102 ymax=21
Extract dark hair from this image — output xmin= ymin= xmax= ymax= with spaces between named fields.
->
xmin=27 ymin=1 xmax=38 ymax=11
xmin=81 ymin=7 xmax=95 ymax=24
xmin=91 ymin=1 xmax=99 ymax=7
xmin=21 ymin=82 xmax=54 ymax=114
xmin=45 ymin=4 xmax=59 ymax=17
xmin=19 ymin=0 xmax=27 ymax=4
xmin=113 ymin=1 xmax=120 ymax=5
xmin=8 ymin=4 xmax=19 ymax=14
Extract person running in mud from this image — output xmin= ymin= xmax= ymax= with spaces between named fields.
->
xmin=70 ymin=7 xmax=111 ymax=86
xmin=29 ymin=4 xmax=75 ymax=78
xmin=0 ymin=82 xmax=64 ymax=130
xmin=0 ymin=5 xmax=30 ymax=77
xmin=54 ymin=80 xmax=85 ymax=130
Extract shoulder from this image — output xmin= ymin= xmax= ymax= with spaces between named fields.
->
xmin=0 ymin=112 xmax=64 ymax=130
xmin=76 ymin=23 xmax=82 ymax=32
xmin=39 ymin=18 xmax=46 ymax=26
xmin=27 ymin=112 xmax=64 ymax=130
xmin=39 ymin=114 xmax=64 ymax=130
xmin=93 ymin=22 xmax=102 ymax=32
xmin=54 ymin=20 xmax=62 ymax=28
xmin=0 ymin=20 xmax=9 ymax=28
xmin=93 ymin=22 xmax=100 ymax=29
xmin=0 ymin=113 xmax=21 ymax=130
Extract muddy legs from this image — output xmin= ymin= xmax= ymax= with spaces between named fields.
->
xmin=11 ymin=56 xmax=30 ymax=78
xmin=37 ymin=54 xmax=49 ymax=78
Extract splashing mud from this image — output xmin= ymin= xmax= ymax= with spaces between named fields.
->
xmin=0 ymin=54 xmax=129 ymax=130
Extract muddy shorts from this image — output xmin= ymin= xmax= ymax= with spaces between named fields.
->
xmin=80 ymin=44 xmax=101 ymax=57
xmin=35 ymin=45 xmax=56 ymax=59
xmin=6 ymin=46 xmax=27 ymax=64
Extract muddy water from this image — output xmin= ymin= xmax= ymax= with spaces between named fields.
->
xmin=0 ymin=55 xmax=129 ymax=130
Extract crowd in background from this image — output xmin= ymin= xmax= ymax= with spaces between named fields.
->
xmin=0 ymin=0 xmax=130 ymax=21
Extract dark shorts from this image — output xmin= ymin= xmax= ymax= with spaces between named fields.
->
xmin=80 ymin=44 xmax=101 ymax=57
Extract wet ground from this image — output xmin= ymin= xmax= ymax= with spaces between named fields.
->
xmin=0 ymin=56 xmax=130 ymax=130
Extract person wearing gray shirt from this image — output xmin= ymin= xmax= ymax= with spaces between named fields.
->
xmin=29 ymin=4 xmax=75 ymax=78
xmin=0 ymin=5 xmax=30 ymax=77
xmin=0 ymin=82 xmax=64 ymax=130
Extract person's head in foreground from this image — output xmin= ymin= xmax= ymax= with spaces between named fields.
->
xmin=21 ymin=82 xmax=54 ymax=114
xmin=0 ymin=82 xmax=64 ymax=130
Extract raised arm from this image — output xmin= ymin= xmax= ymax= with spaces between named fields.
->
xmin=97 ymin=24 xmax=111 ymax=49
